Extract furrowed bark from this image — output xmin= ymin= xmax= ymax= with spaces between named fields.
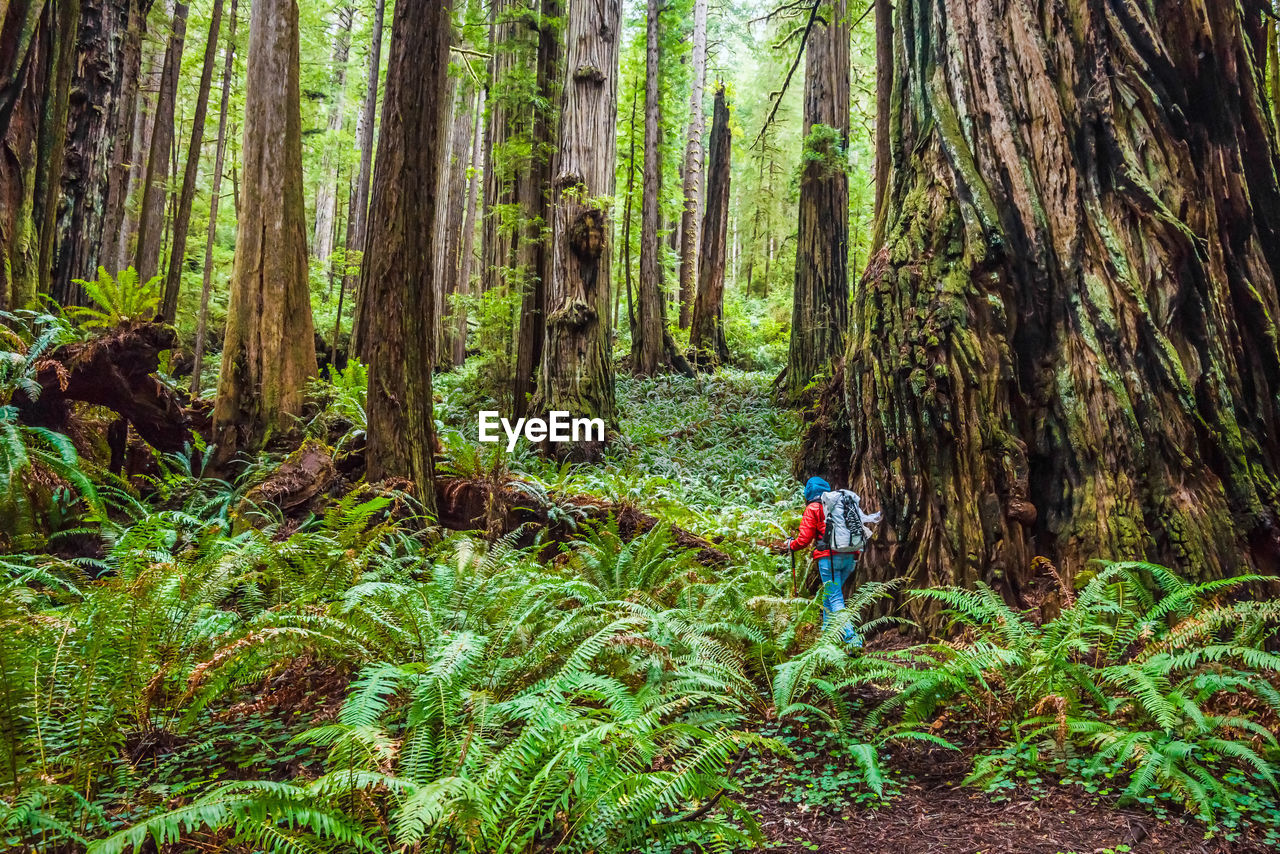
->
xmin=780 ymin=0 xmax=849 ymax=401
xmin=688 ymin=85 xmax=731 ymax=370
xmin=345 ymin=0 xmax=384 ymax=358
xmin=843 ymin=0 xmax=1280 ymax=615
xmin=159 ymin=0 xmax=224 ymax=323
xmin=134 ymin=1 xmax=188 ymax=283
xmin=212 ymin=0 xmax=316 ymax=463
xmin=532 ymin=0 xmax=621 ymax=462
xmin=358 ymin=0 xmax=452 ymax=511
xmin=676 ymin=0 xmax=708 ymax=329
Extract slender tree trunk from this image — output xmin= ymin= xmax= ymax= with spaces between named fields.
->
xmin=689 ymin=85 xmax=731 ymax=370
xmin=843 ymin=0 xmax=1280 ymax=611
xmin=159 ymin=0 xmax=224 ymax=322
xmin=346 ymin=0 xmax=385 ymax=357
xmin=676 ymin=0 xmax=708 ymax=329
xmin=114 ymin=40 xmax=162 ymax=273
xmin=312 ymin=3 xmax=353 ymax=263
xmin=359 ymin=0 xmax=451 ymax=510
xmin=621 ymin=84 xmax=638 ymax=337
xmin=212 ymin=0 xmax=316 ymax=463
xmin=870 ymin=0 xmax=892 ymax=251
xmin=632 ymin=0 xmax=690 ymax=376
xmin=191 ymin=0 xmax=237 ymax=398
xmin=436 ymin=78 xmax=479 ymax=367
xmin=134 ymin=1 xmax=188 ymax=282
xmin=513 ymin=0 xmax=562 ymax=415
xmin=33 ymin=0 xmax=81 ymax=299
xmin=98 ymin=0 xmax=149 ymax=278
xmin=51 ymin=0 xmax=136 ymax=305
xmin=780 ymin=0 xmax=849 ymax=401
xmin=433 ymin=75 xmax=463 ymax=364
xmin=532 ymin=0 xmax=620 ymax=460
xmin=453 ymin=89 xmax=485 ymax=367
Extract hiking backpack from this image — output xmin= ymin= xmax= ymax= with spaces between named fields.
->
xmin=819 ymin=490 xmax=880 ymax=554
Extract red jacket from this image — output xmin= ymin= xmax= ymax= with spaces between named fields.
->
xmin=790 ymin=500 xmax=832 ymax=559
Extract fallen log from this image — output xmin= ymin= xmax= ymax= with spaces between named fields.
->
xmin=16 ymin=322 xmax=192 ymax=454
xmin=435 ymin=475 xmax=729 ymax=565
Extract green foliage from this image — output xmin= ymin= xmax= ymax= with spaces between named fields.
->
xmin=66 ymin=268 xmax=161 ymax=331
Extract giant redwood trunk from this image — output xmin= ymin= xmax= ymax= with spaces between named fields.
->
xmin=844 ymin=0 xmax=1280 ymax=605
xmin=532 ymin=0 xmax=620 ymax=461
xmin=780 ymin=0 xmax=850 ymax=401
xmin=357 ymin=0 xmax=451 ymax=511
xmin=676 ymin=0 xmax=708 ymax=330
xmin=688 ymin=85 xmax=730 ymax=370
xmin=212 ymin=0 xmax=315 ymax=463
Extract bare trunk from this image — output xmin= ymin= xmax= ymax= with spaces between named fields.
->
xmin=631 ymin=0 xmax=689 ymax=376
xmin=689 ymin=85 xmax=730 ymax=370
xmin=843 ymin=0 xmax=1280 ymax=614
xmin=346 ymin=0 xmax=385 ymax=357
xmin=871 ymin=0 xmax=892 ymax=250
xmin=134 ymin=1 xmax=188 ymax=283
xmin=780 ymin=0 xmax=849 ymax=401
xmin=359 ymin=0 xmax=452 ymax=511
xmin=531 ymin=0 xmax=620 ymax=461
xmin=98 ymin=0 xmax=149 ymax=278
xmin=191 ymin=0 xmax=238 ymax=398
xmin=436 ymin=78 xmax=479 ymax=367
xmin=312 ymin=3 xmax=353 ymax=263
xmin=159 ymin=0 xmax=224 ymax=322
xmin=453 ymin=89 xmax=485 ymax=367
xmin=676 ymin=0 xmax=707 ymax=329
xmin=212 ymin=0 xmax=316 ymax=462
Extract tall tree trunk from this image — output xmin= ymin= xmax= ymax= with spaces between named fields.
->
xmin=159 ymin=0 xmax=224 ymax=322
xmin=676 ymin=0 xmax=708 ymax=329
xmin=191 ymin=0 xmax=237 ymax=398
xmin=689 ymin=85 xmax=730 ymax=369
xmin=621 ymin=84 xmax=637 ymax=337
xmin=212 ymin=0 xmax=315 ymax=463
xmin=113 ymin=39 xmax=162 ymax=274
xmin=436 ymin=78 xmax=478 ymax=366
xmin=780 ymin=0 xmax=849 ymax=401
xmin=843 ymin=0 xmax=1280 ymax=613
xmin=433 ymin=75 xmax=463 ymax=364
xmin=513 ymin=0 xmax=562 ymax=416
xmin=51 ymin=0 xmax=136 ymax=305
xmin=532 ymin=0 xmax=620 ymax=461
xmin=453 ymin=89 xmax=485 ymax=367
xmin=870 ymin=0 xmax=892 ymax=250
xmin=98 ymin=0 xmax=149 ymax=278
xmin=346 ymin=0 xmax=385 ymax=357
xmin=359 ymin=0 xmax=451 ymax=510
xmin=631 ymin=0 xmax=689 ymax=376
xmin=33 ymin=0 xmax=81 ymax=299
xmin=134 ymin=1 xmax=188 ymax=282
xmin=311 ymin=3 xmax=353 ymax=263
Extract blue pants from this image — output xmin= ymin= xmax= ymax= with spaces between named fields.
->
xmin=817 ymin=554 xmax=861 ymax=647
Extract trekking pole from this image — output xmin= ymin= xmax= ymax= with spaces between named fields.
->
xmin=789 ymin=548 xmax=797 ymax=598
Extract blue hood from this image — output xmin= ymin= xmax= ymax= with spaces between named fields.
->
xmin=803 ymin=477 xmax=831 ymax=503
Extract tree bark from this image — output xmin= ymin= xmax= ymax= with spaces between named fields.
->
xmin=212 ymin=0 xmax=315 ymax=463
xmin=677 ymin=0 xmax=708 ymax=330
xmin=311 ymin=3 xmax=353 ymax=263
xmin=435 ymin=77 xmax=479 ymax=367
xmin=50 ymin=0 xmax=137 ymax=305
xmin=870 ymin=0 xmax=892 ymax=250
xmin=345 ymin=0 xmax=384 ymax=357
xmin=191 ymin=0 xmax=238 ymax=398
xmin=358 ymin=0 xmax=452 ymax=511
xmin=689 ymin=85 xmax=730 ymax=370
xmin=780 ymin=0 xmax=849 ymax=401
xmin=513 ymin=0 xmax=562 ymax=416
xmin=453 ymin=89 xmax=485 ymax=367
xmin=159 ymin=0 xmax=224 ymax=323
xmin=631 ymin=0 xmax=690 ymax=377
xmin=134 ymin=1 xmax=188 ymax=283
xmin=843 ymin=0 xmax=1280 ymax=610
xmin=531 ymin=0 xmax=620 ymax=461
xmin=98 ymin=0 xmax=149 ymax=278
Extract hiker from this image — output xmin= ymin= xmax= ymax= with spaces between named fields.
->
xmin=785 ymin=476 xmax=880 ymax=648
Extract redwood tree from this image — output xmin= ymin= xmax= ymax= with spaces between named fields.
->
xmin=780 ymin=0 xmax=849 ymax=401
xmin=844 ymin=0 xmax=1280 ymax=607
xmin=357 ymin=0 xmax=452 ymax=509
xmin=212 ymin=0 xmax=316 ymax=463
xmin=532 ymin=0 xmax=621 ymax=460
xmin=676 ymin=0 xmax=708 ymax=329
xmin=688 ymin=85 xmax=730 ymax=370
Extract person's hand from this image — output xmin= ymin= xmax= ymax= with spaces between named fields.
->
xmin=783 ymin=538 xmax=793 ymax=553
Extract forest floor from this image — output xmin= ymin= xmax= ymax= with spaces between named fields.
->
xmin=472 ymin=372 xmax=1276 ymax=854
